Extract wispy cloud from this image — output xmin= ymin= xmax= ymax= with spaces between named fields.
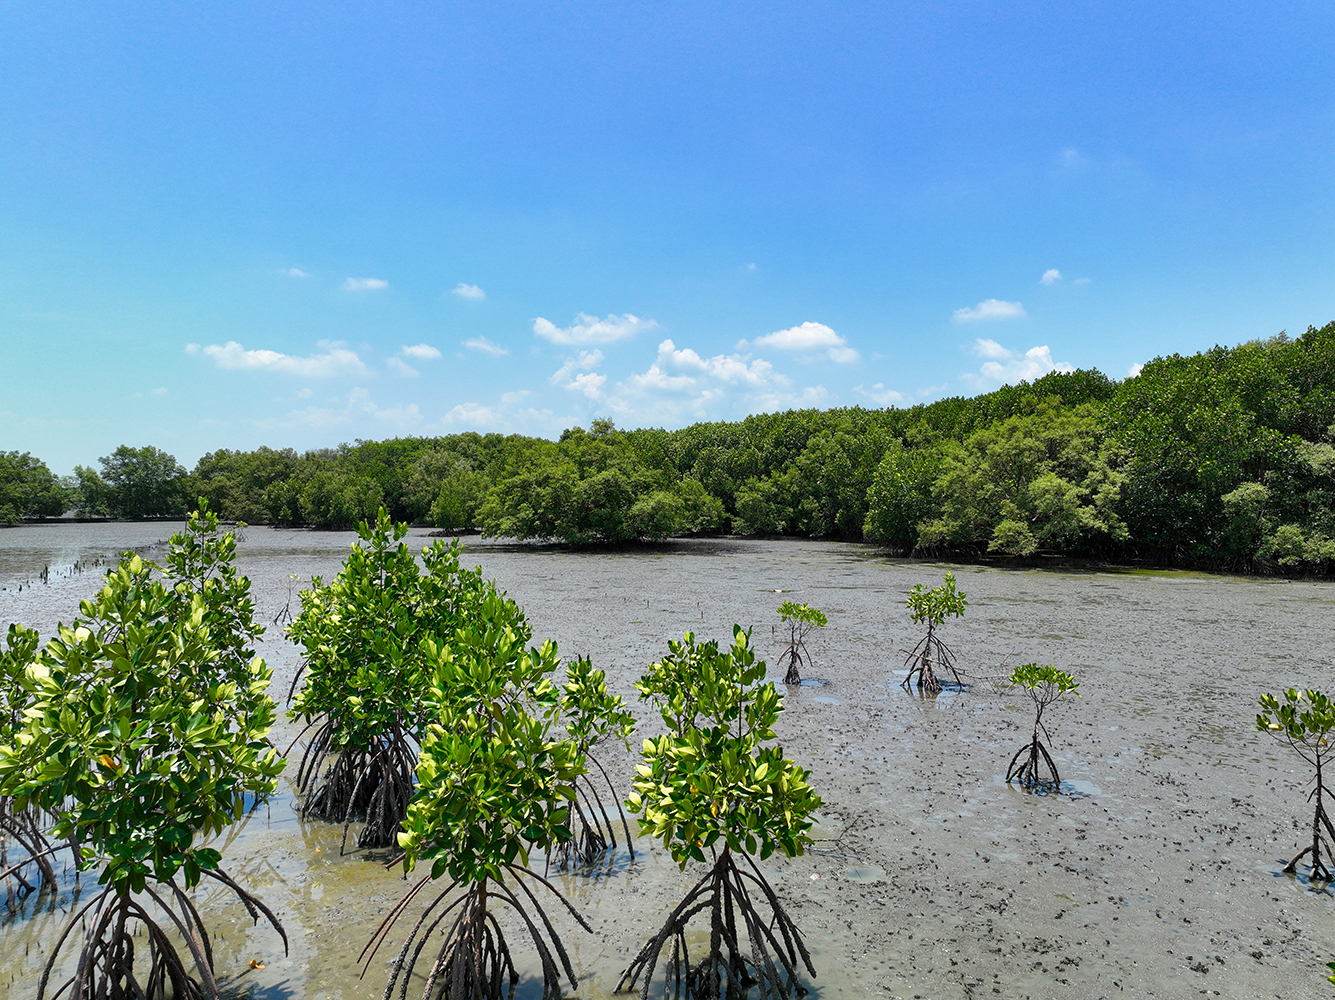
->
xmin=963 ymin=339 xmax=1074 ymax=387
xmin=342 ymin=277 xmax=389 ymax=292
xmin=853 ymin=383 xmax=904 ymax=406
xmin=289 ymin=388 xmax=422 ymax=428
xmin=186 ymin=340 xmax=369 ymax=378
xmin=1073 ymin=277 xmax=1091 ymax=285
xmin=952 ymin=299 xmax=1026 ymax=323
xmin=464 ymin=337 xmax=508 ymax=357
xmin=452 ymin=283 xmax=486 ymax=301
xmin=279 ymin=267 xmax=310 ymax=278
xmin=401 ymin=344 xmax=442 ymax=360
xmin=744 ymin=321 xmax=860 ymax=364
xmin=549 ymin=350 xmax=606 ymax=398
xmin=1040 ymin=269 xmax=1062 ymax=285
xmin=533 ymin=312 xmax=657 ymax=346
xmin=386 ymin=357 xmax=420 ymax=378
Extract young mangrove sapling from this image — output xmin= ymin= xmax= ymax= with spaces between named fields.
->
xmin=0 ymin=532 xmax=286 ymax=1000
xmin=775 ymin=601 xmax=826 ymax=685
xmin=1005 ymin=664 xmax=1079 ymax=790
xmin=556 ymin=655 xmax=637 ymax=869
xmin=1258 ymin=688 xmax=1335 ymax=880
xmin=362 ymin=627 xmax=590 ymax=1000
xmin=901 ymin=571 xmax=968 ymax=692
xmin=619 ymin=627 xmax=822 ymax=999
xmin=287 ymin=509 xmax=529 ymax=849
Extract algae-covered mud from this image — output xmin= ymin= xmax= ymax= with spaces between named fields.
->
xmin=3 ymin=525 xmax=1335 ymax=999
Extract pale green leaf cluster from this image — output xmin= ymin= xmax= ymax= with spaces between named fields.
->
xmin=776 ymin=601 xmax=827 ymax=630
xmin=906 ymin=572 xmax=968 ymax=628
xmin=1008 ymin=663 xmax=1080 ymax=698
xmin=561 ymin=654 xmax=636 ymax=751
xmin=397 ymin=629 xmax=584 ymax=883
xmin=627 ymin=627 xmax=821 ymax=869
xmin=1257 ymin=688 xmax=1335 ymax=748
xmin=0 ymin=520 xmax=282 ymax=897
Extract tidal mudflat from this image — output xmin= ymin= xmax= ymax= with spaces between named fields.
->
xmin=3 ymin=524 xmax=1335 ymax=999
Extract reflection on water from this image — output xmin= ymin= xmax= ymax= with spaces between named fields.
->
xmin=5 ymin=528 xmax=1335 ymax=998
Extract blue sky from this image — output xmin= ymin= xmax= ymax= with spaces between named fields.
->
xmin=2 ymin=1 xmax=1332 ymax=474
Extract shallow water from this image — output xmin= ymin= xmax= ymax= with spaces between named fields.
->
xmin=4 ymin=527 xmax=1335 ymax=999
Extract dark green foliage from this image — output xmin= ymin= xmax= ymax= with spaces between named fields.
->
xmin=95 ymin=445 xmax=194 ymax=518
xmin=0 ymin=451 xmax=66 ymax=522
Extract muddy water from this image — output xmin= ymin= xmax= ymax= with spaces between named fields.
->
xmin=3 ymin=525 xmax=1335 ymax=999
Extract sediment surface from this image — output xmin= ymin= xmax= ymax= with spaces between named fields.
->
xmin=3 ymin=524 xmax=1334 ymax=999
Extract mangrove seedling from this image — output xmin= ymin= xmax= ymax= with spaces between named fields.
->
xmin=1005 ymin=664 xmax=1079 ymax=790
xmin=776 ymin=600 xmax=827 ymax=685
xmin=901 ymin=571 xmax=968 ymax=692
xmin=556 ymin=655 xmax=638 ymax=869
xmin=1258 ymin=688 xmax=1335 ymax=880
xmin=619 ymin=626 xmax=822 ymax=1000
xmin=0 ymin=547 xmax=286 ymax=1000
xmin=287 ymin=508 xmax=529 ymax=849
xmin=361 ymin=627 xmax=590 ymax=1000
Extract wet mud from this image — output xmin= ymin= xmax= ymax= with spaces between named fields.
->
xmin=3 ymin=525 xmax=1335 ymax=999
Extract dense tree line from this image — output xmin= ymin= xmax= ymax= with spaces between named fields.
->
xmin=9 ymin=321 xmax=1335 ymax=571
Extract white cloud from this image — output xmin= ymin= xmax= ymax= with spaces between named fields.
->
xmin=296 ymin=387 xmax=313 ymax=399
xmin=464 ymin=337 xmax=508 ymax=357
xmin=853 ymin=383 xmax=904 ymax=406
xmin=500 ymin=390 xmax=531 ymax=405
xmin=1073 ymin=277 xmax=1091 ymax=285
xmin=952 ymin=299 xmax=1026 ymax=323
xmin=549 ymin=350 xmax=606 ymax=397
xmin=743 ymin=321 xmax=859 ymax=364
xmin=963 ymin=339 xmax=1074 ymax=388
xmin=1040 ymin=269 xmax=1062 ymax=285
xmin=187 ymin=340 xmax=369 ymax=378
xmin=533 ymin=312 xmax=657 ymax=346
xmin=402 ymin=343 xmax=442 ymax=360
xmin=452 ymin=283 xmax=486 ymax=301
xmin=387 ymin=357 xmax=419 ymax=378
xmin=1128 ymin=363 xmax=1144 ymax=377
xmin=342 ymin=277 xmax=389 ymax=292
xmin=290 ymin=387 xmax=421 ymax=428
xmin=442 ymin=402 xmax=500 ymax=426
xmin=279 ymin=267 xmax=310 ymax=278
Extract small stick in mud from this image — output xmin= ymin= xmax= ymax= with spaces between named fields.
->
xmin=1257 ymin=688 xmax=1335 ymax=880
xmin=776 ymin=601 xmax=826 ymax=685
xmin=1005 ymin=664 xmax=1079 ymax=790
xmin=900 ymin=572 xmax=967 ymax=692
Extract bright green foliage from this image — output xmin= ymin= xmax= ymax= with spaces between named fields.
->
xmin=288 ymin=508 xmax=529 ymax=758
xmin=396 ymin=631 xmax=583 ymax=884
xmin=628 ymin=627 xmax=822 ymax=868
xmin=1257 ymin=689 xmax=1335 ymax=880
xmin=0 ymin=551 xmax=282 ymax=896
xmin=907 ymin=571 xmax=968 ymax=627
xmin=863 ymin=435 xmax=946 ymax=550
xmin=1008 ymin=663 xmax=1080 ymax=699
xmin=561 ymin=655 xmax=636 ymax=751
xmin=777 ymin=601 xmax=827 ymax=631
xmin=917 ymin=399 xmax=1127 ymax=556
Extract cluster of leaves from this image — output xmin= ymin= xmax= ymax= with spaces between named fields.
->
xmin=629 ymin=627 xmax=821 ymax=866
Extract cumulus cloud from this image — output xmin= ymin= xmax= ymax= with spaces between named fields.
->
xmin=744 ymin=321 xmax=860 ymax=363
xmin=1129 ymin=363 xmax=1144 ymax=377
xmin=452 ymin=283 xmax=485 ymax=301
xmin=1040 ymin=269 xmax=1062 ymax=285
xmin=853 ymin=383 xmax=905 ymax=406
xmin=952 ymin=299 xmax=1026 ymax=323
xmin=464 ymin=337 xmax=508 ymax=357
xmin=533 ymin=312 xmax=657 ymax=346
xmin=549 ymin=350 xmax=606 ymax=398
xmin=963 ymin=339 xmax=1074 ymax=388
xmin=279 ymin=267 xmax=310 ymax=278
xmin=342 ymin=277 xmax=389 ymax=292
xmin=402 ymin=343 xmax=442 ymax=360
xmin=186 ymin=340 xmax=369 ymax=378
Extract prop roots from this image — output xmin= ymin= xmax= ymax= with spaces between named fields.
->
xmin=617 ymin=848 xmax=814 ymax=999
xmin=900 ymin=627 xmax=963 ymax=693
xmin=36 ymin=868 xmax=286 ymax=1000
xmin=1006 ymin=739 xmax=1061 ymax=790
xmin=1284 ymin=783 xmax=1335 ymax=881
xmin=293 ymin=720 xmax=418 ymax=851
xmin=551 ymin=749 xmax=635 ymax=871
xmin=363 ymin=865 xmax=591 ymax=1000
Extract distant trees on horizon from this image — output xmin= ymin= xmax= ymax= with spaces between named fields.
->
xmin=8 ymin=320 xmax=1335 ymax=574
